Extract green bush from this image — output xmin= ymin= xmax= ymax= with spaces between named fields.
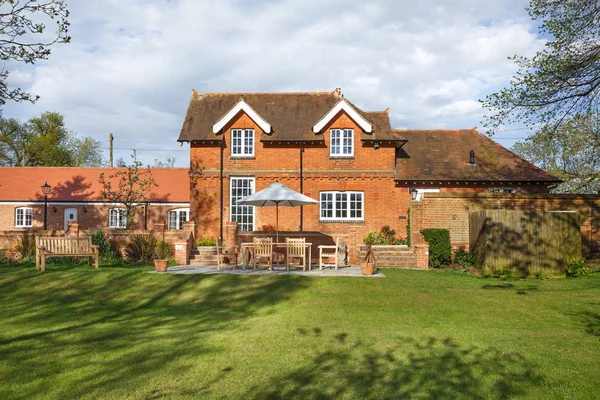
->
xmin=364 ymin=225 xmax=408 ymax=245
xmin=454 ymin=250 xmax=475 ymax=268
xmin=394 ymin=238 xmax=409 ymax=245
xmin=15 ymin=234 xmax=35 ymax=260
xmin=126 ymin=234 xmax=156 ymax=263
xmin=196 ymin=238 xmax=216 ymax=247
xmin=420 ymin=228 xmax=451 ymax=267
xmin=495 ymin=268 xmax=513 ymax=280
xmin=89 ymin=230 xmax=112 ymax=257
xmin=154 ymin=240 xmax=172 ymax=260
xmin=566 ymin=258 xmax=591 ymax=278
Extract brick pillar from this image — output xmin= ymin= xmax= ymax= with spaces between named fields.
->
xmin=348 ymin=226 xmax=367 ymax=265
xmin=414 ymin=244 xmax=429 ymax=269
xmin=173 ymin=240 xmax=189 ymax=265
xmin=66 ymin=222 xmax=80 ymax=237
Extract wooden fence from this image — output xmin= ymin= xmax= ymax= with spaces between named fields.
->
xmin=470 ymin=210 xmax=581 ymax=277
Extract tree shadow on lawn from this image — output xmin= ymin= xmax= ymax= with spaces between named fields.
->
xmin=0 ymin=268 xmax=310 ymax=398
xmin=245 ymin=330 xmax=541 ymax=400
xmin=567 ymin=310 xmax=600 ymax=337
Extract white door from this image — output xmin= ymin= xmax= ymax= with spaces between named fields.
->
xmin=64 ymin=208 xmax=78 ymax=230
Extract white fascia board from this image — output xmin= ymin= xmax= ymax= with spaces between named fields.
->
xmin=212 ymin=100 xmax=271 ymax=134
xmin=312 ymin=99 xmax=373 ymax=133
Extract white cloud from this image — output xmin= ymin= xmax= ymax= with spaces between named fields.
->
xmin=3 ymin=0 xmax=544 ymax=165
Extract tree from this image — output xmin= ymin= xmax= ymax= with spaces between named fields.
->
xmin=0 ymin=111 xmax=104 ymax=166
xmin=153 ymin=156 xmax=176 ymax=168
xmin=99 ymin=151 xmax=158 ymax=229
xmin=511 ymin=112 xmax=600 ymax=193
xmin=0 ymin=0 xmax=70 ymax=111
xmin=481 ymin=0 xmax=600 ymax=133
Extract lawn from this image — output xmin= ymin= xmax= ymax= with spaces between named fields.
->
xmin=0 ymin=264 xmax=598 ymax=399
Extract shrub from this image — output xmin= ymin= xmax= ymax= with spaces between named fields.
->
xmin=535 ymin=270 xmax=551 ymax=280
xmin=566 ymin=258 xmax=591 ymax=278
xmin=15 ymin=234 xmax=35 ymax=260
xmin=89 ymin=230 xmax=112 ymax=257
xmin=259 ymin=224 xmax=276 ymax=232
xmin=495 ymin=268 xmax=513 ymax=280
xmin=454 ymin=250 xmax=475 ymax=268
xmin=154 ymin=240 xmax=172 ymax=260
xmin=196 ymin=238 xmax=216 ymax=247
xmin=126 ymin=234 xmax=156 ymax=263
xmin=394 ymin=238 xmax=409 ymax=245
xmin=420 ymin=228 xmax=451 ymax=267
xmin=364 ymin=225 xmax=408 ymax=245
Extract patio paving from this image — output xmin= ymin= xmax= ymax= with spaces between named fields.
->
xmin=150 ymin=265 xmax=385 ymax=277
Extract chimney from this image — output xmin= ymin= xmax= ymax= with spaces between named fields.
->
xmin=333 ymin=87 xmax=342 ymax=97
xmin=469 ymin=149 xmax=476 ymax=165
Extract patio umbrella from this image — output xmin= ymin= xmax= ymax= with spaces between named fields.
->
xmin=236 ymin=181 xmax=317 ymax=243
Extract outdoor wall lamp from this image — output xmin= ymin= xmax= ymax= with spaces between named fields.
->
xmin=41 ymin=182 xmax=51 ymax=229
xmin=83 ymin=206 xmax=87 ymax=213
xmin=52 ymin=207 xmax=57 ymax=213
xmin=373 ymin=142 xmax=380 ymax=150
xmin=409 ymin=186 xmax=418 ymax=201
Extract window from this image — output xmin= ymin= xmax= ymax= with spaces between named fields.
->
xmin=320 ymin=191 xmax=363 ymax=222
xmin=231 ymin=129 xmax=254 ymax=157
xmin=168 ymin=208 xmax=189 ymax=230
xmin=109 ymin=208 xmax=127 ymax=229
xmin=330 ymin=129 xmax=354 ymax=157
xmin=415 ymin=188 xmax=440 ymax=201
xmin=230 ymin=177 xmax=255 ymax=231
xmin=15 ymin=207 xmax=32 ymax=228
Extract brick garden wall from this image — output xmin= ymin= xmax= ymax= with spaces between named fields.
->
xmin=410 ymin=193 xmax=600 ymax=256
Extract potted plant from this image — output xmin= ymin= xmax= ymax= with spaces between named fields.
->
xmin=196 ymin=237 xmax=217 ymax=262
xmin=153 ymin=240 xmax=171 ymax=272
xmin=360 ymin=244 xmax=376 ymax=275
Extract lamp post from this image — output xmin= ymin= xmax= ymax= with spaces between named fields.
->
xmin=41 ymin=182 xmax=51 ymax=230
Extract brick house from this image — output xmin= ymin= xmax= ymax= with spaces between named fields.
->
xmin=177 ymin=89 xmax=560 ymax=261
xmin=0 ymin=167 xmax=190 ymax=232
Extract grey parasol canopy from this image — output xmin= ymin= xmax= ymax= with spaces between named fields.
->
xmin=237 ymin=181 xmax=317 ymax=243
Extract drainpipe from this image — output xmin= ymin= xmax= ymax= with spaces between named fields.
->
xmin=300 ymin=145 xmax=304 ymax=231
xmin=220 ymin=140 xmax=224 ymax=239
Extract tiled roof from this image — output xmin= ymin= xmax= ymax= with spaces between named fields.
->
xmin=394 ymin=129 xmax=561 ymax=183
xmin=177 ymin=90 xmax=397 ymax=142
xmin=0 ymin=167 xmax=190 ymax=202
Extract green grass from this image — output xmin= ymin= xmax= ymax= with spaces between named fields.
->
xmin=0 ymin=264 xmax=598 ymax=399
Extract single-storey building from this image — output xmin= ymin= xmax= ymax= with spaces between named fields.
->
xmin=0 ymin=167 xmax=190 ymax=232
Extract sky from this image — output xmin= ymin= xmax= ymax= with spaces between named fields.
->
xmin=3 ymin=0 xmax=545 ymax=168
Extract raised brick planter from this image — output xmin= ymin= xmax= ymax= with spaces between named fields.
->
xmin=357 ymin=245 xmax=420 ymax=268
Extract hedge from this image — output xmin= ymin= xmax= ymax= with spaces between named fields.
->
xmin=421 ymin=228 xmax=451 ymax=267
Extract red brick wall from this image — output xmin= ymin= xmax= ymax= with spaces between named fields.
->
xmin=410 ymin=192 xmax=600 ymax=255
xmin=0 ymin=203 xmax=190 ymax=232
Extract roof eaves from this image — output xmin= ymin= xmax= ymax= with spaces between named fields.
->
xmin=312 ymin=99 xmax=373 ymax=133
xmin=212 ymin=99 xmax=272 ymax=134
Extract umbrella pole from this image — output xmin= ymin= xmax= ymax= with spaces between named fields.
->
xmin=276 ymin=202 xmax=279 ymax=244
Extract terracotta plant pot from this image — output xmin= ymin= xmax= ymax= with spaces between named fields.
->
xmin=154 ymin=259 xmax=169 ymax=272
xmin=360 ymin=261 xmax=375 ymax=275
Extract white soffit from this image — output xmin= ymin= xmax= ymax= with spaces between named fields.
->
xmin=212 ymin=100 xmax=272 ymax=134
xmin=312 ymin=99 xmax=373 ymax=133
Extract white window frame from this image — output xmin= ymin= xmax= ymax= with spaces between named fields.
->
xmin=168 ymin=208 xmax=190 ymax=230
xmin=330 ymin=129 xmax=354 ymax=157
xmin=415 ymin=188 xmax=440 ymax=201
xmin=15 ymin=207 xmax=32 ymax=228
xmin=230 ymin=177 xmax=255 ymax=231
xmin=109 ymin=208 xmax=127 ymax=229
xmin=320 ymin=191 xmax=364 ymax=222
xmin=231 ymin=129 xmax=255 ymax=157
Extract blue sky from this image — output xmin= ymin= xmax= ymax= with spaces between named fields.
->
xmin=3 ymin=0 xmax=544 ymax=167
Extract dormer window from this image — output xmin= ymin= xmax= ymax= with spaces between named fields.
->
xmin=330 ymin=129 xmax=354 ymax=157
xmin=231 ymin=129 xmax=254 ymax=157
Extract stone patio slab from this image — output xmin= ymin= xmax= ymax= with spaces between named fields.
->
xmin=149 ymin=265 xmax=385 ymax=277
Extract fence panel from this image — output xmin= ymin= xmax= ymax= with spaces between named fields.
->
xmin=470 ymin=210 xmax=581 ymax=277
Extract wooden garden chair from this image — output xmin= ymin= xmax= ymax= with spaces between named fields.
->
xmin=216 ymin=237 xmax=237 ymax=270
xmin=253 ymin=237 xmax=273 ymax=271
xmin=285 ymin=238 xmax=306 ymax=271
xmin=319 ymin=237 xmax=339 ymax=270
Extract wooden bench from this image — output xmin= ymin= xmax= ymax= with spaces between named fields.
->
xmin=35 ymin=236 xmax=99 ymax=272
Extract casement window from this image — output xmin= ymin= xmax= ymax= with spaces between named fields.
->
xmin=231 ymin=129 xmax=255 ymax=157
xmin=230 ymin=177 xmax=255 ymax=231
xmin=415 ymin=188 xmax=440 ymax=201
xmin=330 ymin=129 xmax=354 ymax=157
xmin=109 ymin=208 xmax=127 ymax=229
xmin=168 ymin=208 xmax=189 ymax=230
xmin=15 ymin=207 xmax=32 ymax=228
xmin=320 ymin=191 xmax=363 ymax=222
